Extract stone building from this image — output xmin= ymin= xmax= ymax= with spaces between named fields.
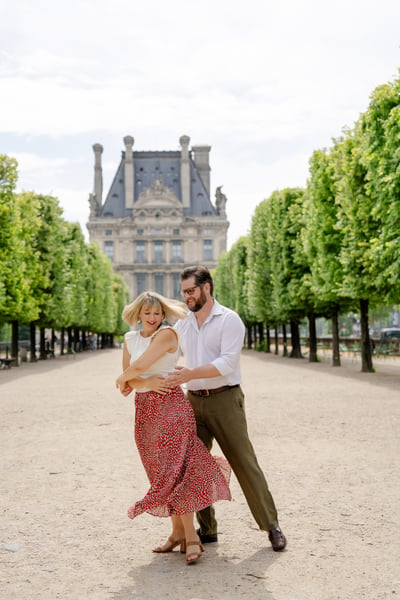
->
xmin=87 ymin=135 xmax=229 ymax=300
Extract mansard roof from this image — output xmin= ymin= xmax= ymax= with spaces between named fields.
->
xmin=100 ymin=150 xmax=217 ymax=219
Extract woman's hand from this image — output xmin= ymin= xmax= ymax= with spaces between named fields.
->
xmin=116 ymin=373 xmax=126 ymax=389
xmin=118 ymin=380 xmax=133 ymax=396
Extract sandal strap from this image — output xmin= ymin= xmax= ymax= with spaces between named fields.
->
xmin=187 ymin=541 xmax=202 ymax=547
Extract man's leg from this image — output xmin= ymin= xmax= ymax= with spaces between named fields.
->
xmin=196 ymin=386 xmax=279 ymax=531
xmin=188 ymin=394 xmax=218 ymax=537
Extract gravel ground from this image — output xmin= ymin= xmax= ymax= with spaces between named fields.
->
xmin=1 ymin=347 xmax=399 ymax=600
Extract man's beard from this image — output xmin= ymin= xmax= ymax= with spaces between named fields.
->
xmin=187 ymin=288 xmax=207 ymax=312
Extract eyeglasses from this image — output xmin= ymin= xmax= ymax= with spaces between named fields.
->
xmin=181 ymin=285 xmax=200 ymax=297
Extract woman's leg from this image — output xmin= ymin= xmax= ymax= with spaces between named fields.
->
xmin=153 ymin=515 xmax=185 ymax=552
xmin=181 ymin=513 xmax=203 ymax=563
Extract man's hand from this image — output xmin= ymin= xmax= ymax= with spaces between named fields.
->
xmin=144 ymin=375 xmax=171 ymax=395
xmin=166 ymin=366 xmax=194 ymax=386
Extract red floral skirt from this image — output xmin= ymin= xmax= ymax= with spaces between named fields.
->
xmin=128 ymin=386 xmax=231 ymax=519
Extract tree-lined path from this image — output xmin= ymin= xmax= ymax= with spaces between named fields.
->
xmin=1 ymin=349 xmax=399 ymax=600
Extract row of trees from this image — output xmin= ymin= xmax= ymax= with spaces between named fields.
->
xmin=0 ymin=154 xmax=130 ymax=363
xmin=213 ymin=72 xmax=400 ymax=372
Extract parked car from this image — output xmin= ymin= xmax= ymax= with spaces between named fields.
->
xmin=378 ymin=328 xmax=400 ymax=354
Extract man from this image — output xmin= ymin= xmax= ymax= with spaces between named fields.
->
xmin=167 ymin=265 xmax=286 ymax=552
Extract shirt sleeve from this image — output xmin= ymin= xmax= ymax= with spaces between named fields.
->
xmin=211 ymin=311 xmax=245 ymax=376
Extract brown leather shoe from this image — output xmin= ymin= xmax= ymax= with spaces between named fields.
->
xmin=268 ymin=527 xmax=287 ymax=551
xmin=196 ymin=528 xmax=218 ymax=543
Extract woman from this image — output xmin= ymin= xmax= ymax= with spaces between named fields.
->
xmin=116 ymin=291 xmax=231 ymax=565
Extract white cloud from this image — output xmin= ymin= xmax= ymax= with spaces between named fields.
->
xmin=1 ymin=0 xmax=400 ymax=250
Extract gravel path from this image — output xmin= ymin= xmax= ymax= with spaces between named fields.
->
xmin=1 ymin=348 xmax=399 ymax=600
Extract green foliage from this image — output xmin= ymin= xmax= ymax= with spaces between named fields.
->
xmin=217 ymin=71 xmax=400 ymax=347
xmin=86 ymin=243 xmax=117 ymax=333
xmin=214 ymin=237 xmax=254 ymax=324
xmin=305 ymin=146 xmax=354 ymax=316
xmin=0 ymin=154 xmax=130 ymax=337
xmin=0 ymin=160 xmax=40 ymax=323
xmin=113 ymin=274 xmax=130 ymax=336
xmin=357 ymin=76 xmax=400 ymax=302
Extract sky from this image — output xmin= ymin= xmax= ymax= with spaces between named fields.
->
xmin=1 ymin=0 xmax=399 ymax=250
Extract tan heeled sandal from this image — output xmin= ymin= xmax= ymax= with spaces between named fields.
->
xmin=186 ymin=540 xmax=204 ymax=565
xmin=153 ymin=537 xmax=186 ymax=554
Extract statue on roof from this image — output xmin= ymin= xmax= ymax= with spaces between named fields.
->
xmin=89 ymin=192 xmax=99 ymax=217
xmin=215 ymin=186 xmax=227 ymax=217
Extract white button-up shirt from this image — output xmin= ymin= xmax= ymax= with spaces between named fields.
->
xmin=175 ymin=299 xmax=245 ymax=391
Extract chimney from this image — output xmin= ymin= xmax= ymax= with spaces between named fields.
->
xmin=92 ymin=143 xmax=103 ymax=206
xmin=179 ymin=134 xmax=191 ymax=208
xmin=192 ymin=145 xmax=211 ymax=195
xmin=124 ymin=135 xmax=135 ymax=209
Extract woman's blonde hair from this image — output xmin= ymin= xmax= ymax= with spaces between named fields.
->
xmin=122 ymin=291 xmax=188 ymax=327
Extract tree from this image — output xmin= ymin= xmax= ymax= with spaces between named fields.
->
xmin=0 ymin=160 xmax=40 ymax=326
xmin=305 ymin=147 xmax=355 ymax=365
xmin=214 ymin=238 xmax=256 ymax=348
xmin=86 ymin=243 xmax=116 ymax=335
xmin=334 ymin=128 xmax=379 ymax=372
xmin=358 ymin=74 xmax=400 ymax=305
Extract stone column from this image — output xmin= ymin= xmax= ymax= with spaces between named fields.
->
xmin=124 ymin=135 xmax=134 ymax=209
xmin=92 ymin=143 xmax=103 ymax=206
xmin=179 ymin=135 xmax=191 ymax=208
xmin=192 ymin=145 xmax=211 ymax=195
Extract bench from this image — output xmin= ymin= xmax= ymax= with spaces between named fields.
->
xmin=0 ymin=357 xmax=17 ymax=369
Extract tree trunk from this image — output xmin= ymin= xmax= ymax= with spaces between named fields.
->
xmin=360 ymin=298 xmax=373 ymax=372
xmin=51 ymin=328 xmax=56 ymax=356
xmin=39 ymin=327 xmax=47 ymax=360
xmin=331 ymin=307 xmax=341 ymax=367
xmin=308 ymin=313 xmax=318 ymax=362
xmin=74 ymin=328 xmax=80 ymax=352
xmin=247 ymin=324 xmax=252 ymax=349
xmin=274 ymin=327 xmax=279 ymax=355
xmin=67 ymin=326 xmax=73 ymax=353
xmin=82 ymin=330 xmax=87 ymax=351
xmin=258 ymin=322 xmax=264 ymax=349
xmin=282 ymin=324 xmax=288 ymax=357
xmin=11 ymin=320 xmax=19 ymax=365
xmin=290 ymin=320 xmax=302 ymax=358
xmin=265 ymin=326 xmax=271 ymax=353
xmin=30 ymin=322 xmax=37 ymax=362
xmin=60 ymin=327 xmax=65 ymax=355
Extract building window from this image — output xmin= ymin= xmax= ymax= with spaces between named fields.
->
xmin=139 ymin=212 xmax=145 ymax=220
xmin=104 ymin=241 xmax=114 ymax=261
xmin=154 ymin=240 xmax=164 ymax=263
xmin=105 ymin=229 xmax=113 ymax=236
xmin=136 ymin=273 xmax=146 ymax=295
xmin=203 ymin=239 xmax=213 ymax=261
xmin=137 ymin=228 xmax=144 ymax=236
xmin=173 ymin=273 xmax=181 ymax=299
xmin=173 ymin=228 xmax=180 ymax=236
xmin=172 ymin=240 xmax=182 ymax=262
xmin=136 ymin=240 xmax=145 ymax=263
xmin=203 ymin=228 xmax=211 ymax=236
xmin=155 ymin=273 xmax=164 ymax=295
xmin=155 ymin=228 xmax=162 ymax=235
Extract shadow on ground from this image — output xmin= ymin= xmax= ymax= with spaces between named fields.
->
xmin=111 ymin=547 xmax=278 ymax=600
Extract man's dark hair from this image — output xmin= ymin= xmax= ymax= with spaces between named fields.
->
xmin=181 ymin=265 xmax=214 ymax=296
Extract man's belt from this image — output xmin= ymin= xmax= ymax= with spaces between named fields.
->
xmin=188 ymin=385 xmax=239 ymax=397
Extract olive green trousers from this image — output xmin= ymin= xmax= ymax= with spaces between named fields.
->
xmin=188 ymin=385 xmax=279 ymax=535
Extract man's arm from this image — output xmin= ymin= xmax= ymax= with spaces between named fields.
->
xmin=167 ymin=311 xmax=245 ymax=386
